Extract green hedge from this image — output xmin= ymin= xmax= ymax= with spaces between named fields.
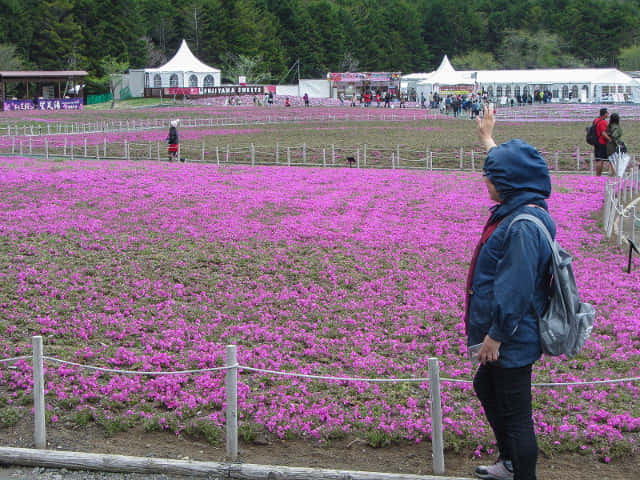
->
xmin=87 ymin=93 xmax=113 ymax=105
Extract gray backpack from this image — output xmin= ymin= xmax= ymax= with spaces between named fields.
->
xmin=508 ymin=213 xmax=595 ymax=358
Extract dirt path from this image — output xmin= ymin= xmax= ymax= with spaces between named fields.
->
xmin=0 ymin=421 xmax=637 ymax=480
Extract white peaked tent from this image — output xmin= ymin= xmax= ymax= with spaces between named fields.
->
xmin=144 ymin=40 xmax=221 ymax=89
xmin=412 ymin=55 xmax=474 ymax=98
xmin=410 ymin=55 xmax=640 ymax=103
xmin=424 ymin=55 xmax=474 ymax=86
xmin=402 ymin=56 xmax=463 ymax=94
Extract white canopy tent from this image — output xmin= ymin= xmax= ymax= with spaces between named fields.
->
xmin=144 ymin=40 xmax=221 ymax=89
xmin=409 ymin=56 xmax=640 ymax=103
xmin=401 ymin=72 xmax=433 ymax=94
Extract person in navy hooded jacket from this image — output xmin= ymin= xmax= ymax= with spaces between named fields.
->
xmin=465 ymin=105 xmax=555 ymax=480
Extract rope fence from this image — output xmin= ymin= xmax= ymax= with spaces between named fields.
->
xmin=2 ymin=336 xmax=639 ymax=474
xmin=0 ymin=111 xmax=444 ymax=138
xmin=0 ymin=137 xmax=611 ymax=174
xmin=0 ymin=356 xmax=30 ymax=363
xmin=4 ymin=104 xmax=640 ymax=138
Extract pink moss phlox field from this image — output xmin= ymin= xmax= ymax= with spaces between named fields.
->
xmin=0 ymin=157 xmax=638 ymax=456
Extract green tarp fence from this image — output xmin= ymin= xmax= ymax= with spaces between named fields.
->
xmin=87 ymin=93 xmax=113 ymax=105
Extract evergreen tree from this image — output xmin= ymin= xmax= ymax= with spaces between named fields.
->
xmin=75 ymin=0 xmax=147 ymax=73
xmin=30 ymin=0 xmax=86 ymax=70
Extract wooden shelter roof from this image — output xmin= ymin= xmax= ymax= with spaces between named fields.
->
xmin=0 ymin=71 xmax=88 ymax=81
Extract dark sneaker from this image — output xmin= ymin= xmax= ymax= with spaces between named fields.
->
xmin=475 ymin=459 xmax=513 ymax=480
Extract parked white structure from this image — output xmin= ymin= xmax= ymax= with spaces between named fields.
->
xmin=144 ymin=39 xmax=221 ymax=90
xmin=405 ymin=55 xmax=640 ymax=103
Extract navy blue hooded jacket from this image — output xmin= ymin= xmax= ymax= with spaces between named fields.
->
xmin=467 ymin=139 xmax=556 ymax=368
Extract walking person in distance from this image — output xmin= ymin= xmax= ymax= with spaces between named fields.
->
xmin=167 ymin=119 xmax=179 ymax=162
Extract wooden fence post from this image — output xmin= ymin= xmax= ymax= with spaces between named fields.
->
xmin=216 ymin=146 xmax=220 ymax=166
xmin=363 ymin=144 xmax=367 ymax=166
xmin=303 ymin=143 xmax=306 ymax=164
xmin=287 ymin=147 xmax=291 ymax=167
xmin=33 ymin=336 xmax=46 ymax=450
xmin=323 ymin=148 xmax=326 ymax=168
xmin=619 ymin=210 xmax=624 ymax=245
xmin=275 ymin=143 xmax=279 ymax=164
xmin=332 ymin=144 xmax=335 ymax=165
xmin=428 ymin=358 xmax=444 ymax=475
xmin=225 ymin=345 xmax=238 ymax=460
xmin=84 ymin=139 xmax=87 ymax=158
xmin=576 ymin=147 xmax=581 ymax=170
xmin=45 ymin=139 xmax=49 ymax=160
xmin=251 ymin=144 xmax=255 ymax=166
xmin=554 ymin=152 xmax=559 ymax=171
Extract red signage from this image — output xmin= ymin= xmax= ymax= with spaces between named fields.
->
xmin=328 ymin=72 xmax=401 ymax=83
xmin=165 ymin=88 xmax=199 ymax=95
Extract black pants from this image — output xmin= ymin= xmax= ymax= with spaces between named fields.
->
xmin=594 ymin=143 xmax=608 ymax=161
xmin=474 ymin=363 xmax=537 ymax=480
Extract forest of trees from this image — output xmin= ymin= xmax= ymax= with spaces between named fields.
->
xmin=1 ymin=0 xmax=640 ymax=93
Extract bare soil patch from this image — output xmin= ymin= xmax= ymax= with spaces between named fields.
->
xmin=0 ymin=418 xmax=637 ymax=480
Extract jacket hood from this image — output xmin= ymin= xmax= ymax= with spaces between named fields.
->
xmin=483 ymin=139 xmax=551 ymax=222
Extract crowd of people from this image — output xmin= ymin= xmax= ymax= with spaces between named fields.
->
xmin=338 ymin=90 xmax=408 ymax=108
xmin=429 ymin=92 xmax=492 ymax=118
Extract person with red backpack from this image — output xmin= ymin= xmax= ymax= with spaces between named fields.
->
xmin=593 ymin=108 xmax=612 ymax=176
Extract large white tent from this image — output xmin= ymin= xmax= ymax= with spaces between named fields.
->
xmin=407 ymin=56 xmax=640 ymax=103
xmin=144 ymin=40 xmax=221 ymax=89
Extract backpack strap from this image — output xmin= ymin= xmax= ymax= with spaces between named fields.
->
xmin=508 ymin=213 xmax=559 ymax=333
xmin=507 ymin=213 xmax=560 ymax=264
